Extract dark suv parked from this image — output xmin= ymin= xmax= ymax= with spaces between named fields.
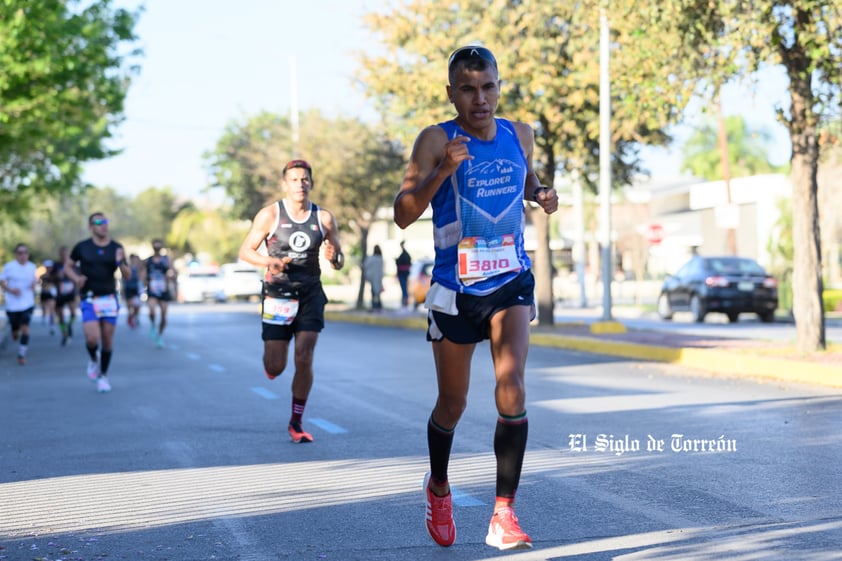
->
xmin=657 ymin=255 xmax=778 ymax=323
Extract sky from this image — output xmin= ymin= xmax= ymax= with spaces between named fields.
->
xmin=81 ymin=0 xmax=793 ymax=202
xmin=82 ymin=0 xmax=380 ymax=202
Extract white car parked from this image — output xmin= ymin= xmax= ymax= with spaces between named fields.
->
xmin=221 ymin=262 xmax=263 ymax=302
xmin=177 ymin=266 xmax=226 ymax=303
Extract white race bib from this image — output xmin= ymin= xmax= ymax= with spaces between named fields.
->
xmin=91 ymin=294 xmax=119 ymax=318
xmin=457 ymin=235 xmax=520 ymax=284
xmin=149 ymin=278 xmax=167 ymax=294
xmin=262 ymin=296 xmax=299 ymax=325
xmin=59 ymin=280 xmax=75 ymax=295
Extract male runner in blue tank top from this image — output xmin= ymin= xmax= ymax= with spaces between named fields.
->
xmin=394 ymin=45 xmax=559 ymax=551
xmin=238 ymin=159 xmax=344 ymax=444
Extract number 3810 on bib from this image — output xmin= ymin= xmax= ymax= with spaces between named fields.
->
xmin=457 ymin=235 xmax=520 ymax=283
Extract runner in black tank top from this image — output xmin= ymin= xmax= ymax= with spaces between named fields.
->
xmin=237 ymin=159 xmax=345 ymax=443
xmin=64 ymin=212 xmax=132 ymax=394
xmin=143 ymin=239 xmax=174 ymax=348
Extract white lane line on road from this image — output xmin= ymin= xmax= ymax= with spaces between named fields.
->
xmin=251 ymin=387 xmax=279 ymax=400
xmin=186 ymin=352 xmax=201 ymax=361
xmin=308 ymin=418 xmax=348 ymax=434
xmin=450 ymin=487 xmax=485 ymax=507
xmin=208 ymin=364 xmax=225 ymax=372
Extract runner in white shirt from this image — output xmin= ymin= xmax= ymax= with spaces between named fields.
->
xmin=0 ymin=244 xmax=38 ymax=365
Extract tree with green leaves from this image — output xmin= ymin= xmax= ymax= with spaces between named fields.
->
xmin=357 ymin=0 xmax=677 ymax=324
xmin=205 ymin=109 xmax=406 ymax=307
xmin=0 ymin=0 xmax=141 ymax=223
xmin=630 ymin=0 xmax=840 ymax=352
xmin=168 ymin=204 xmax=247 ymax=265
xmin=121 ymin=187 xmax=184 ymax=243
xmin=681 ymin=115 xmax=788 ymax=180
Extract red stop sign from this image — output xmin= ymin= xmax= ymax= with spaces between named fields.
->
xmin=646 ymin=223 xmax=664 ymax=244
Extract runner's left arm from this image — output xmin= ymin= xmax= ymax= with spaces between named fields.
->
xmin=116 ymin=246 xmax=131 ymax=281
xmin=515 ymin=122 xmax=558 ymax=214
xmin=320 ymin=209 xmax=344 ymax=270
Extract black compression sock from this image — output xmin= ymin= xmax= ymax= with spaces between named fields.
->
xmin=494 ymin=412 xmax=528 ymax=500
xmin=427 ymin=415 xmax=454 ymax=486
xmin=100 ymin=349 xmax=113 ymax=375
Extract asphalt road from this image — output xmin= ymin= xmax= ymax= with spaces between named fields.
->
xmin=2 ymin=304 xmax=841 ymax=560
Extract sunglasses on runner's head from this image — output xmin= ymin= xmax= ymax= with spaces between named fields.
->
xmin=448 ymin=46 xmax=497 ymax=73
xmin=90 ymin=218 xmax=109 ymax=226
xmin=284 ymin=159 xmax=311 ymax=173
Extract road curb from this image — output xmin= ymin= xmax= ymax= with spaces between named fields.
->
xmin=326 ymin=310 xmax=842 ymax=389
xmin=528 ymin=332 xmax=842 ymax=388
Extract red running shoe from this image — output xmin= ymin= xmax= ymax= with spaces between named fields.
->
xmin=265 ymin=369 xmax=279 ymax=380
xmin=287 ymin=421 xmax=313 ymax=443
xmin=485 ymin=506 xmax=532 ymax=550
xmin=423 ymin=472 xmax=455 ymax=546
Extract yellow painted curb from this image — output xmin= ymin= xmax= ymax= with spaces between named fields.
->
xmin=529 ymin=333 xmax=842 ymax=389
xmin=589 ymin=321 xmax=627 ymax=334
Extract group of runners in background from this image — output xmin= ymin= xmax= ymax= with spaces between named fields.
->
xmin=1 ymin=229 xmax=175 ymax=392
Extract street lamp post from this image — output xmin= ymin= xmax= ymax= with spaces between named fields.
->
xmin=599 ymin=8 xmax=613 ymax=321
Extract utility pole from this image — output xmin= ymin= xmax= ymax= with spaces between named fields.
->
xmin=599 ymin=8 xmax=613 ymax=321
xmin=572 ymin=168 xmax=588 ymax=308
xmin=716 ymin=91 xmax=737 ymax=255
xmin=290 ymin=55 xmax=300 ymax=152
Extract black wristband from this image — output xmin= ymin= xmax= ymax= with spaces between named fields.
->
xmin=532 ymin=187 xmax=548 ymax=202
xmin=331 ymin=252 xmax=344 ymax=269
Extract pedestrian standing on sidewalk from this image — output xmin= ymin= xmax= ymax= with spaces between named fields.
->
xmin=1 ymin=244 xmax=39 ymax=365
xmin=393 ymin=45 xmax=559 ymax=551
xmin=363 ymin=245 xmax=384 ymax=311
xmin=64 ymin=213 xmax=132 ymax=393
xmin=238 ymin=159 xmax=345 ymax=443
xmin=396 ymin=241 xmax=412 ymax=310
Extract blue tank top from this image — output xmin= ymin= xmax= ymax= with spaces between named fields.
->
xmin=430 ymin=118 xmax=531 ymax=295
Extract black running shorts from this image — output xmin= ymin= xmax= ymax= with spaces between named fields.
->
xmin=261 ymin=282 xmax=327 ymax=341
xmin=427 ymin=269 xmax=535 ymax=344
xmin=6 ymin=307 xmax=35 ymax=331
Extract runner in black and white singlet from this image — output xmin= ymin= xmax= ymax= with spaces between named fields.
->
xmin=52 ymin=246 xmax=79 ymax=346
xmin=238 ymin=159 xmax=344 ymax=444
xmin=64 ymin=212 xmax=132 ymax=393
xmin=123 ymin=254 xmax=143 ymax=330
xmin=143 ymin=239 xmax=174 ymax=348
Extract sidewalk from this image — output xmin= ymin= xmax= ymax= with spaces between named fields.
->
xmin=324 ymin=297 xmax=842 ymax=390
